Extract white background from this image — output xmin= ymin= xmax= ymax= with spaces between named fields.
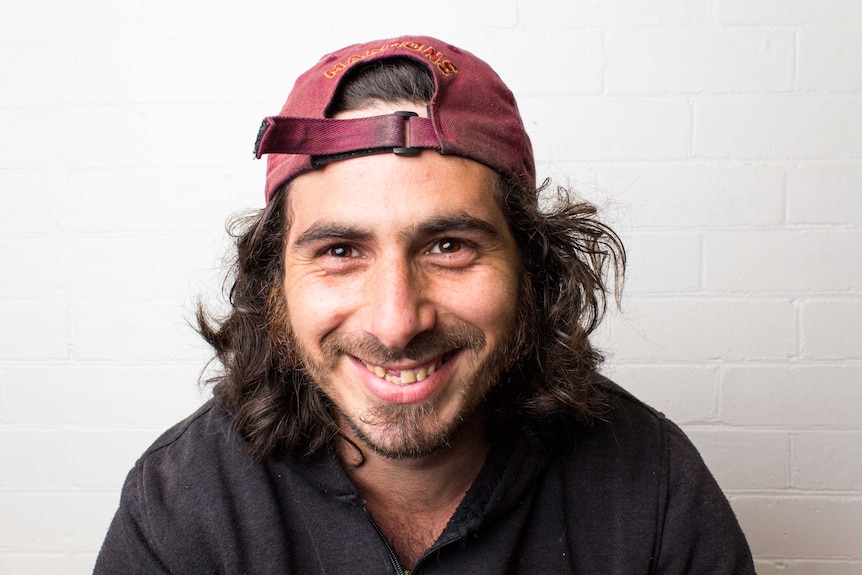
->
xmin=1 ymin=1 xmax=861 ymax=573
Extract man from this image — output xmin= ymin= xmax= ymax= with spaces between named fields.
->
xmin=95 ymin=36 xmax=755 ymax=573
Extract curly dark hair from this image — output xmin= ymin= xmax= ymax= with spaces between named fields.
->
xmin=197 ymin=59 xmax=625 ymax=459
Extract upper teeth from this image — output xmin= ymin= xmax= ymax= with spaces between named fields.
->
xmin=362 ymin=359 xmax=441 ymax=386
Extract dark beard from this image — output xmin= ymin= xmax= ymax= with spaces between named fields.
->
xmin=340 ymin=399 xmax=457 ymax=460
xmin=296 ymin=325 xmax=516 ymax=460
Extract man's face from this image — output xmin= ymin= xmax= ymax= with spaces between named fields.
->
xmin=281 ymin=143 xmax=522 ymax=460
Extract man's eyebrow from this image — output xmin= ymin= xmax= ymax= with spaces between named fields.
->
xmin=291 ymin=223 xmax=373 ymax=250
xmin=413 ymin=214 xmax=504 ymax=239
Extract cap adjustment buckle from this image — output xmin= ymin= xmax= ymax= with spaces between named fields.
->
xmin=392 ymin=111 xmax=422 ymax=156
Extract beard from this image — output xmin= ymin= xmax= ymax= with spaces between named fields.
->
xmin=293 ymin=323 xmax=519 ymax=461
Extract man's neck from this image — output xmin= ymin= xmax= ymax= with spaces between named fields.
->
xmin=337 ymin=416 xmax=490 ymax=570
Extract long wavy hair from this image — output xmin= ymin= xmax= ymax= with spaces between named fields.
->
xmin=197 ymin=59 xmax=625 ymax=459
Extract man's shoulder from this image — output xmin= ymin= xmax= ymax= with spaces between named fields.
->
xmin=121 ymin=400 xmax=289 ymax=532
xmin=128 ymin=400 xmax=348 ymax=497
xmin=587 ymin=373 xmax=669 ymax=438
xmin=134 ymin=399 xmax=249 ymax=476
xmin=596 ymin=373 xmax=661 ymax=411
xmin=552 ymin=373 xmax=694 ymax=473
xmin=592 ymin=375 xmax=702 ymax=458
xmin=554 ymin=373 xmax=722 ymax=499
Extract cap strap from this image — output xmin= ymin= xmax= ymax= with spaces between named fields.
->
xmin=254 ymin=114 xmax=439 ymax=158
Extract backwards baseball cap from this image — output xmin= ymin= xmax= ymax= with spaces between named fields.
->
xmin=253 ymin=35 xmax=535 ymax=203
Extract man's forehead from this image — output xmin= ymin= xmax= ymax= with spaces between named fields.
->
xmin=285 ymin=151 xmax=501 ymax=211
xmin=281 ymin=154 xmax=508 ymax=250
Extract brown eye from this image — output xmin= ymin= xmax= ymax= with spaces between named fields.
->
xmin=432 ymin=239 xmax=461 ymax=254
xmin=327 ymin=245 xmax=358 ymax=258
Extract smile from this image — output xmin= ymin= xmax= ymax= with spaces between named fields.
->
xmin=360 ymin=356 xmax=445 ymax=386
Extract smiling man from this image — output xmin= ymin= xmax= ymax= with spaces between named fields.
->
xmin=95 ymin=36 xmax=755 ymax=574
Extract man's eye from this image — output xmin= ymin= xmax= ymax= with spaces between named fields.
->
xmin=326 ymin=245 xmax=358 ymax=258
xmin=430 ymin=239 xmax=462 ymax=254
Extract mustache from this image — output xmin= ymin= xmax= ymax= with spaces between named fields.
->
xmin=320 ymin=325 xmax=487 ymax=366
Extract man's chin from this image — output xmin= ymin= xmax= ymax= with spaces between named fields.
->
xmin=340 ymin=404 xmax=467 ymax=460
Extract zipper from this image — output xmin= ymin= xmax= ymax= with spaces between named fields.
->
xmin=360 ymin=502 xmax=467 ymax=575
xmin=361 ymin=503 xmax=405 ymax=575
xmin=410 ymin=532 xmax=467 ymax=575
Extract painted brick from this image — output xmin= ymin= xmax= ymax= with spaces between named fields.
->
xmin=0 ymin=367 xmax=8 ymax=422
xmin=62 ymin=103 xmax=260 ymax=170
xmin=2 ymin=364 xmax=208 ymax=426
xmin=601 ymin=364 xmax=720 ymax=423
xmin=0 ymin=108 xmax=66 ymax=170
xmin=722 ymin=366 xmax=862 ymax=429
xmin=460 ymin=30 xmax=604 ymax=97
xmin=0 ymin=554 xmax=67 ymax=575
xmin=0 ymin=492 xmax=118 ymax=553
xmin=801 ymin=301 xmax=862 ymax=360
xmin=704 ymin=231 xmax=862 ymax=293
xmin=583 ymin=0 xmax=711 ymax=26
xmin=792 ymin=432 xmax=862 ymax=491
xmin=611 ymin=298 xmax=796 ymax=361
xmin=0 ymin=430 xmax=73 ymax=488
xmin=514 ymin=0 xmax=588 ymax=27
xmin=0 ymin=44 xmax=64 ymax=106
xmin=0 ymin=1 xmax=67 ymax=43
xmin=153 ymin=1 xmax=280 ymax=40
xmin=71 ymin=554 xmax=100 ymax=575
xmin=517 ymin=0 xmax=711 ymax=27
xmin=0 ymin=171 xmax=64 ymax=238
xmin=0 ymin=238 xmax=66 ymax=300
xmin=754 ymin=562 xmax=792 ymax=575
xmin=523 ymin=97 xmax=691 ymax=163
xmin=606 ymin=28 xmax=794 ymax=94
xmin=685 ymin=429 xmax=790 ymax=490
xmin=71 ymin=300 xmax=209 ymax=362
xmin=623 ymin=232 xmax=701 ymax=293
xmin=732 ymin=496 xmax=862 ymax=558
xmin=63 ymin=40 xmax=243 ymax=105
xmin=712 ymin=0 xmax=862 ymax=25
xmin=0 ymin=0 xmax=156 ymax=43
xmin=61 ymin=234 xmax=221 ymax=302
xmin=788 ymin=163 xmax=862 ymax=225
xmin=573 ymin=162 xmax=786 ymax=229
xmin=233 ymin=40 xmax=311 ymax=108
xmin=798 ymin=27 xmax=862 ymax=92
xmin=754 ymin=560 xmax=862 ymax=575
xmin=755 ymin=560 xmax=862 ymax=575
xmin=0 ymin=302 xmax=69 ymax=361
xmin=694 ymin=97 xmax=862 ymax=160
xmin=57 ymin=168 xmax=254 ymax=234
xmin=154 ymin=1 xmax=518 ymax=40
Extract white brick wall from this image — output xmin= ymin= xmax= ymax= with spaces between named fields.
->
xmin=1 ymin=1 xmax=860 ymax=572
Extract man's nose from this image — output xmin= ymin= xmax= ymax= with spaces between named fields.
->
xmin=363 ymin=258 xmax=436 ymax=351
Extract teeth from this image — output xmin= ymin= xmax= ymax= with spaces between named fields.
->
xmin=363 ymin=358 xmax=443 ymax=386
xmin=385 ymin=373 xmax=401 ymax=385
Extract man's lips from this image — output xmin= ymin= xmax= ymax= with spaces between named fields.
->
xmin=347 ymin=350 xmax=463 ymax=404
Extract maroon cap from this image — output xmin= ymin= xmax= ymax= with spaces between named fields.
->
xmin=254 ymin=35 xmax=535 ymax=203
